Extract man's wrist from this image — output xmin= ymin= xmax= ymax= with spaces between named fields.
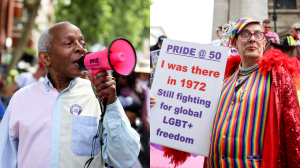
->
xmin=107 ymin=96 xmax=117 ymax=105
xmin=106 ymin=98 xmax=123 ymax=118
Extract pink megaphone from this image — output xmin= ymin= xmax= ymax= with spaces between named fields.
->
xmin=77 ymin=38 xmax=136 ymax=99
xmin=77 ymin=37 xmax=137 ymax=77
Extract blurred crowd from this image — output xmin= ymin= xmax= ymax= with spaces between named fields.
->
xmin=212 ymin=19 xmax=300 ymax=47
xmin=113 ymin=59 xmax=150 ymax=168
xmin=0 ymin=62 xmax=47 ymax=122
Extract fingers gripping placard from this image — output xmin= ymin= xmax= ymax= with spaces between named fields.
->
xmin=150 ymin=39 xmax=229 ymax=156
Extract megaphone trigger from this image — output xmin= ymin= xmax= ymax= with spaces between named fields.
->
xmin=100 ymin=95 xmax=108 ymax=99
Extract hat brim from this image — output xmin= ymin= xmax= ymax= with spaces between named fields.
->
xmin=134 ymin=67 xmax=150 ymax=73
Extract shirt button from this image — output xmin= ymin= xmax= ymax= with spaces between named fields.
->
xmin=222 ymin=135 xmax=226 ymax=139
xmin=231 ymin=102 xmax=234 ymax=105
xmin=222 ymin=155 xmax=225 ymax=159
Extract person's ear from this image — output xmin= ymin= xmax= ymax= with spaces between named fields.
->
xmin=38 ymin=52 xmax=51 ymax=67
xmin=232 ymin=38 xmax=238 ymax=49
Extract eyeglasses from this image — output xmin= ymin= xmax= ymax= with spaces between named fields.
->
xmin=239 ymin=30 xmax=265 ymax=41
xmin=293 ymin=27 xmax=300 ymax=31
xmin=264 ymin=26 xmax=271 ymax=29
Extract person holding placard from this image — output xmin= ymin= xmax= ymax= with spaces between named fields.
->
xmin=150 ymin=17 xmax=300 ymax=168
xmin=205 ymin=17 xmax=300 ymax=168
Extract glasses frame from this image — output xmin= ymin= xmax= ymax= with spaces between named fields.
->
xmin=239 ymin=30 xmax=265 ymax=41
xmin=264 ymin=26 xmax=271 ymax=29
xmin=293 ymin=27 xmax=300 ymax=31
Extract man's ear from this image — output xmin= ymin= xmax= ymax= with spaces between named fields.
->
xmin=263 ymin=38 xmax=267 ymax=46
xmin=38 ymin=52 xmax=51 ymax=67
xmin=232 ymin=38 xmax=238 ymax=49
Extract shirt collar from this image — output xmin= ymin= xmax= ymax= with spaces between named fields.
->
xmin=43 ymin=74 xmax=79 ymax=92
xmin=292 ymin=35 xmax=299 ymax=40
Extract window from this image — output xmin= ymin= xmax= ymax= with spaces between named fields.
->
xmin=275 ymin=0 xmax=297 ymax=9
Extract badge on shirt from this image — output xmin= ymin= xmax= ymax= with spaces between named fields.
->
xmin=70 ymin=104 xmax=82 ymax=115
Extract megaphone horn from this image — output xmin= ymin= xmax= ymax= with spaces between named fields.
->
xmin=77 ymin=37 xmax=137 ymax=77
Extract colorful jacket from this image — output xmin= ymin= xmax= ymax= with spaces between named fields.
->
xmin=203 ymin=48 xmax=300 ymax=168
xmin=163 ymin=48 xmax=300 ymax=168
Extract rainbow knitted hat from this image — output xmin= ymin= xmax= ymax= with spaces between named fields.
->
xmin=229 ymin=17 xmax=261 ymax=46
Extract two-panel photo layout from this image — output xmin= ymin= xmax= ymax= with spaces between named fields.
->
xmin=0 ymin=0 xmax=300 ymax=167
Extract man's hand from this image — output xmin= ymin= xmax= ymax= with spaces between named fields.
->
xmin=270 ymin=38 xmax=275 ymax=43
xmin=150 ymin=95 xmax=156 ymax=107
xmin=293 ymin=43 xmax=299 ymax=46
xmin=87 ymin=71 xmax=117 ymax=105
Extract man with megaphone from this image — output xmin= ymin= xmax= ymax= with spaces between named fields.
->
xmin=0 ymin=22 xmax=140 ymax=168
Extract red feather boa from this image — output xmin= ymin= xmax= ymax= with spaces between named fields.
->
xmin=162 ymin=146 xmax=191 ymax=168
xmin=224 ymin=54 xmax=241 ymax=78
xmin=259 ymin=48 xmax=300 ymax=78
xmin=161 ymin=48 xmax=300 ymax=168
xmin=224 ymin=48 xmax=300 ymax=78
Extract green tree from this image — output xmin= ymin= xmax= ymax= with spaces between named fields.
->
xmin=8 ymin=0 xmax=41 ymax=72
xmin=55 ymin=0 xmax=151 ymax=50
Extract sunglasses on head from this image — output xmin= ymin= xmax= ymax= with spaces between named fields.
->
xmin=294 ymin=27 xmax=300 ymax=31
xmin=265 ymin=26 xmax=271 ymax=29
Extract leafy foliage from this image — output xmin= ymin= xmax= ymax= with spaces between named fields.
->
xmin=55 ymin=0 xmax=151 ymax=50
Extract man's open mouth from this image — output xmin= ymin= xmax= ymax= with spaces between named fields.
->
xmin=73 ymin=61 xmax=79 ymax=68
xmin=73 ymin=55 xmax=85 ymax=68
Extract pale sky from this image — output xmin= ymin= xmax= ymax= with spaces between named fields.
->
xmin=150 ymin=0 xmax=215 ymax=44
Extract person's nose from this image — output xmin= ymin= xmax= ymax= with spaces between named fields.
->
xmin=74 ymin=41 xmax=87 ymax=55
xmin=249 ymin=34 xmax=256 ymax=43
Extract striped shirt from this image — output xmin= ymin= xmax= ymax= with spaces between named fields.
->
xmin=208 ymin=69 xmax=271 ymax=168
xmin=0 ymin=75 xmax=140 ymax=168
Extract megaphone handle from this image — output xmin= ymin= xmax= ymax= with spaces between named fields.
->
xmin=91 ymin=70 xmax=108 ymax=99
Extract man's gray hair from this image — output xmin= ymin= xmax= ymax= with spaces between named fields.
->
xmin=38 ymin=21 xmax=71 ymax=53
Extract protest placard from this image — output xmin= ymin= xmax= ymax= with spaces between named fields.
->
xmin=150 ymin=49 xmax=160 ymax=86
xmin=150 ymin=39 xmax=229 ymax=156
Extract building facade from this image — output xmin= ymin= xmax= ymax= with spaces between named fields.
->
xmin=150 ymin=26 xmax=167 ymax=46
xmin=0 ymin=0 xmax=54 ymax=70
xmin=211 ymin=0 xmax=300 ymax=43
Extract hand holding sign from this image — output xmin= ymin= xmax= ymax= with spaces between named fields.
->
xmin=150 ymin=39 xmax=228 ymax=156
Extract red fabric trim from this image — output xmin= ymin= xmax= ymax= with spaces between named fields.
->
xmin=261 ymin=85 xmax=278 ymax=168
xmin=203 ymin=157 xmax=208 ymax=168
